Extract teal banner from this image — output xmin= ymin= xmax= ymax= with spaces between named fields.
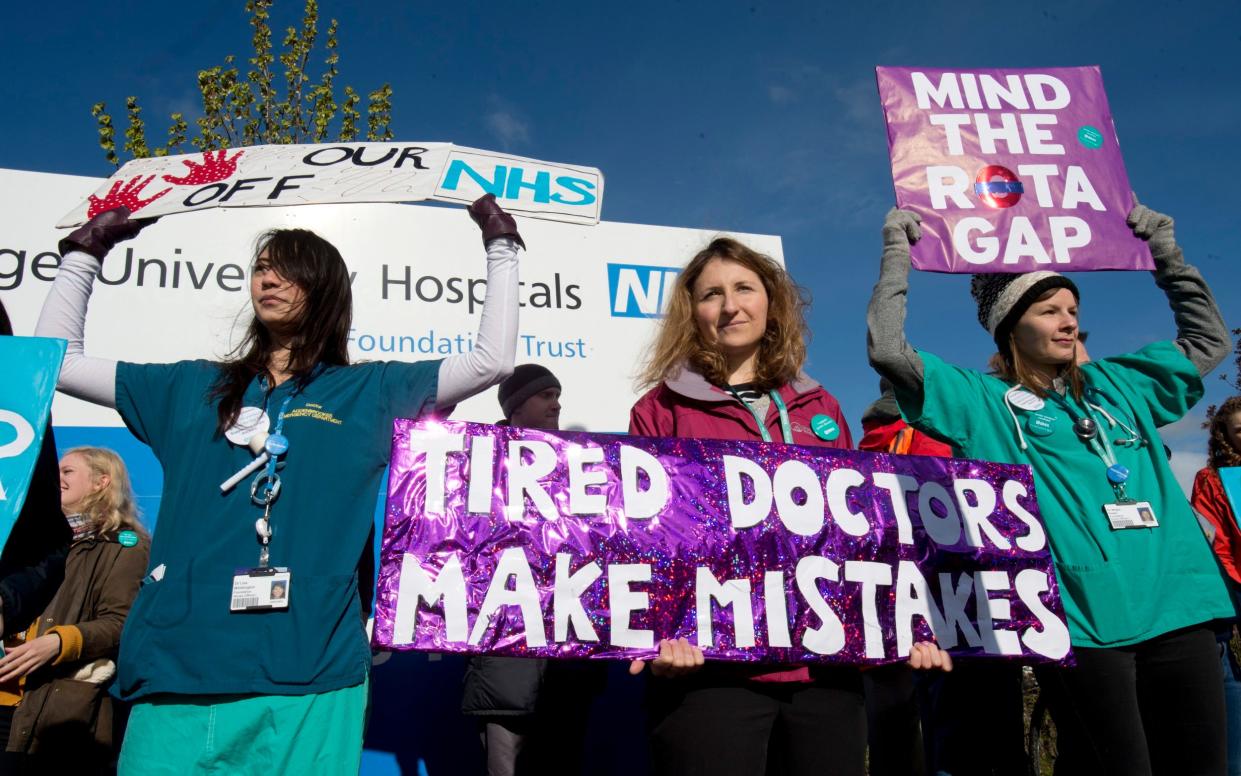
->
xmin=1220 ymin=467 xmax=1241 ymax=532
xmin=0 ymin=336 xmax=65 ymax=549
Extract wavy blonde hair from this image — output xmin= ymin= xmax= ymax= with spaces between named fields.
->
xmin=638 ymin=237 xmax=809 ymax=391
xmin=63 ymin=447 xmax=146 ymax=538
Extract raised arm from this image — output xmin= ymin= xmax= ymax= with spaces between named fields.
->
xmin=435 ymin=195 xmax=522 ymax=409
xmin=34 ymin=209 xmax=150 ymax=408
xmin=866 ymin=208 xmax=926 ymax=401
xmin=1128 ymin=203 xmax=1230 ymax=377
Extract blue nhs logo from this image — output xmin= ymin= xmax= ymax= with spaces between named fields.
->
xmin=607 ymin=263 xmax=681 ymax=318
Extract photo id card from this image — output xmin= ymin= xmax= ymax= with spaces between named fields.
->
xmin=230 ymin=567 xmax=291 ymax=612
xmin=1103 ymin=501 xmax=1159 ymax=530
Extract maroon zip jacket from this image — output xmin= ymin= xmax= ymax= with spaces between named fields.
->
xmin=630 ymin=368 xmax=852 ymax=450
xmin=629 ymin=364 xmax=852 ymax=682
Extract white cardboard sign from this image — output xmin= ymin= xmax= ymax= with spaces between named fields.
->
xmin=56 ymin=143 xmax=604 ymax=227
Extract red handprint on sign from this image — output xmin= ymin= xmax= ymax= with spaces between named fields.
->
xmin=86 ymin=175 xmax=173 ymax=218
xmin=161 ymin=149 xmax=245 ymax=186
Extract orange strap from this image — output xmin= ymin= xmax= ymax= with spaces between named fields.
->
xmin=888 ymin=428 xmax=913 ymax=455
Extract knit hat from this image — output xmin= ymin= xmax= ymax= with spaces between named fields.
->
xmin=970 ymin=271 xmax=1079 ymax=350
xmin=498 ymin=364 xmax=562 ymax=419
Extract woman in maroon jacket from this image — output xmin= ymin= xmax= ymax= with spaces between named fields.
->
xmin=627 ymin=237 xmax=947 ymax=776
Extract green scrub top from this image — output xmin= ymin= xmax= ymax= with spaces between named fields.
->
xmin=114 ymin=358 xmax=440 ymax=698
xmin=898 ymin=342 xmax=1232 ymax=648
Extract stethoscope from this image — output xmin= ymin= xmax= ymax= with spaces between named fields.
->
xmin=1004 ymin=382 xmax=1147 ymax=501
xmin=1070 ymin=386 xmax=1145 ymax=449
xmin=218 ymin=371 xmax=318 ymax=567
xmin=1003 ymin=383 xmax=1145 ymax=452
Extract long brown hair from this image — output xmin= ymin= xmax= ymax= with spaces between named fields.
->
xmin=638 ymin=237 xmax=809 ymax=391
xmin=1208 ymin=396 xmax=1241 ymax=470
xmin=210 ymin=229 xmax=353 ymax=434
xmin=987 ymin=288 xmax=1085 ymax=400
xmin=62 ymin=447 xmax=146 ymax=538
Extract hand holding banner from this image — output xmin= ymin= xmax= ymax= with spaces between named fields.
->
xmin=58 ymin=143 xmax=604 ymax=227
xmin=374 ymin=421 xmax=1071 ymax=665
xmin=876 ymin=66 xmax=1151 ymax=274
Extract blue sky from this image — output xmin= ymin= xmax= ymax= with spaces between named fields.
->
xmin=2 ymin=0 xmax=1239 ymax=482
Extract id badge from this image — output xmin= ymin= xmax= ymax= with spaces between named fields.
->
xmin=1103 ymin=501 xmax=1159 ymax=530
xmin=230 ymin=567 xmax=291 ymax=611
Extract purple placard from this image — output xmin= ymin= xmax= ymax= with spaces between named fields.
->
xmin=373 ymin=420 xmax=1071 ymax=665
xmin=876 ymin=65 xmax=1153 ymax=274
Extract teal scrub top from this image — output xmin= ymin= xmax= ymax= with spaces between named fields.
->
xmin=898 ymin=342 xmax=1232 ymax=648
xmin=114 ymin=358 xmax=440 ymax=699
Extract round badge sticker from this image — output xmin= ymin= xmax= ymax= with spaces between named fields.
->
xmin=225 ymin=406 xmax=269 ymax=446
xmin=1007 ymin=389 xmax=1045 ymax=412
xmin=811 ymin=414 xmax=841 ymax=442
xmin=265 ymin=433 xmax=290 ymax=456
xmin=1077 ymin=125 xmax=1104 ymax=149
xmin=117 ymin=530 xmax=139 ymax=548
xmin=1026 ymin=413 xmax=1057 ymax=437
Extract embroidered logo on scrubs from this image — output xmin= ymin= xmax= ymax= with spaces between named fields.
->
xmin=283 ymin=402 xmax=344 ymax=425
xmin=1026 ymin=412 xmax=1058 ymax=437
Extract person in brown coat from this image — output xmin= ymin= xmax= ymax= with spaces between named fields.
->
xmin=0 ymin=447 xmax=149 ymax=773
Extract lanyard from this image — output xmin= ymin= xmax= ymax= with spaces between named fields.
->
xmin=1050 ymin=390 xmax=1133 ymax=503
xmin=257 ymin=393 xmax=294 ymax=500
xmin=248 ymin=372 xmax=314 ymax=567
xmin=728 ymin=387 xmax=793 ymax=444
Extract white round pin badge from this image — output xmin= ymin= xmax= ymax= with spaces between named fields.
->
xmin=225 ymin=406 xmax=270 ymax=446
xmin=1007 ymin=390 xmax=1045 ymax=412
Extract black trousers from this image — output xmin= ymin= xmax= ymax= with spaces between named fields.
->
xmin=647 ymin=667 xmax=865 ymax=776
xmin=1035 ymin=624 xmax=1226 ymax=776
xmin=918 ymin=661 xmax=1028 ymax=776
xmin=864 ymin=663 xmax=925 ymax=776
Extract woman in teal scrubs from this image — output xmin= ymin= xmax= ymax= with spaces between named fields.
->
xmin=36 ymin=197 xmax=524 ymax=774
xmin=867 ymin=202 xmax=1233 ymax=775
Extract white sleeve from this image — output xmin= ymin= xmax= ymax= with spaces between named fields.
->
xmin=435 ymin=237 xmax=520 ymax=408
xmin=33 ymin=251 xmax=118 ymax=408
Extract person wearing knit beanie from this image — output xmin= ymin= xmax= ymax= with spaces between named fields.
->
xmin=497 ymin=363 xmax=562 ymax=429
xmin=468 ymin=363 xmax=604 ymax=776
xmin=969 ymin=271 xmax=1080 ymax=353
xmin=867 ymin=203 xmax=1235 ymax=775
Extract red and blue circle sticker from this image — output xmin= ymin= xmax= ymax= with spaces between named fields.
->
xmin=973 ymin=165 xmax=1023 ymax=208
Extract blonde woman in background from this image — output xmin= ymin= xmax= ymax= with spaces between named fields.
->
xmin=0 ymin=447 xmax=149 ymax=774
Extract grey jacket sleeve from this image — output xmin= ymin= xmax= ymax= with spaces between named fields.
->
xmin=866 ymin=209 xmax=926 ymax=401
xmin=1129 ymin=205 xmax=1231 ymax=377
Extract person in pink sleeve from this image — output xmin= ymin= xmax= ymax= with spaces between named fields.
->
xmin=627 ymin=237 xmax=948 ymax=776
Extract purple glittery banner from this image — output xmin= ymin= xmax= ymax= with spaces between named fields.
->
xmin=876 ymin=65 xmax=1152 ymax=274
xmin=373 ymin=420 xmax=1070 ymax=665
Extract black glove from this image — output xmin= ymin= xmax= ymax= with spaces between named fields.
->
xmin=58 ymin=207 xmax=152 ymax=261
xmin=467 ymin=194 xmax=525 ymax=249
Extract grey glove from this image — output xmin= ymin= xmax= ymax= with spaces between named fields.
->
xmin=1126 ymin=202 xmax=1177 ymax=261
xmin=883 ymin=208 xmax=922 ymax=250
xmin=58 ymin=207 xmax=151 ymax=261
xmin=468 ymin=194 xmax=525 ymax=250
